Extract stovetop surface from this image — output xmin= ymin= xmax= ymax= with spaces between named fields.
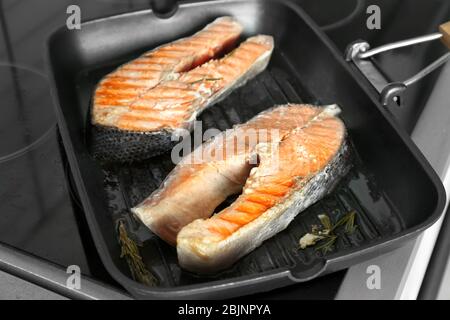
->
xmin=0 ymin=0 xmax=448 ymax=299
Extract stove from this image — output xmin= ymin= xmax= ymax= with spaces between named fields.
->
xmin=0 ymin=0 xmax=449 ymax=299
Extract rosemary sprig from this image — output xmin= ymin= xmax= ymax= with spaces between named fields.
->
xmin=330 ymin=210 xmax=357 ymax=233
xmin=344 ymin=211 xmax=357 ymax=233
xmin=315 ymin=235 xmax=338 ymax=254
xmin=298 ymin=211 xmax=358 ymax=254
xmin=118 ymin=221 xmax=157 ymax=286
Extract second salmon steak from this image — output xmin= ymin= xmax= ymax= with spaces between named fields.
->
xmin=132 ymin=104 xmax=350 ymax=274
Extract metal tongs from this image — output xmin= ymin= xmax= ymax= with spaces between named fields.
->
xmin=346 ymin=21 xmax=450 ymax=107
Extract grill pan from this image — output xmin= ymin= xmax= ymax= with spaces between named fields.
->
xmin=47 ymin=0 xmax=446 ymax=299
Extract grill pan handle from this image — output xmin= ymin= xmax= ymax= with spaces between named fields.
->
xmin=345 ymin=21 xmax=450 ymax=108
xmin=150 ymin=0 xmax=178 ymax=18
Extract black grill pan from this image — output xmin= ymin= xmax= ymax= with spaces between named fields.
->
xmin=47 ymin=0 xmax=446 ymax=299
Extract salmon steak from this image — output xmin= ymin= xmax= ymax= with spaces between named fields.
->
xmin=131 ymin=104 xmax=350 ymax=274
xmin=90 ymin=16 xmax=274 ymax=162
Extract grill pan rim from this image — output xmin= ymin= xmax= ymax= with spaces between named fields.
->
xmin=46 ymin=0 xmax=446 ymax=299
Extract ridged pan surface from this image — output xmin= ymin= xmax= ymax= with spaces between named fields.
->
xmin=96 ymin=55 xmax=403 ymax=287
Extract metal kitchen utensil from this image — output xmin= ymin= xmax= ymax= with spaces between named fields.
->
xmin=346 ymin=21 xmax=450 ymax=108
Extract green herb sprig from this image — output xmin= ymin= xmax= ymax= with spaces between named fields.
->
xmin=118 ymin=221 xmax=157 ymax=286
xmin=299 ymin=211 xmax=357 ymax=254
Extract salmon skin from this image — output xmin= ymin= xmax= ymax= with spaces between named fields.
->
xmin=132 ymin=104 xmax=350 ymax=273
xmin=90 ymin=17 xmax=274 ymax=162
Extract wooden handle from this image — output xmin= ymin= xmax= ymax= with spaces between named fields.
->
xmin=439 ymin=21 xmax=450 ymax=50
